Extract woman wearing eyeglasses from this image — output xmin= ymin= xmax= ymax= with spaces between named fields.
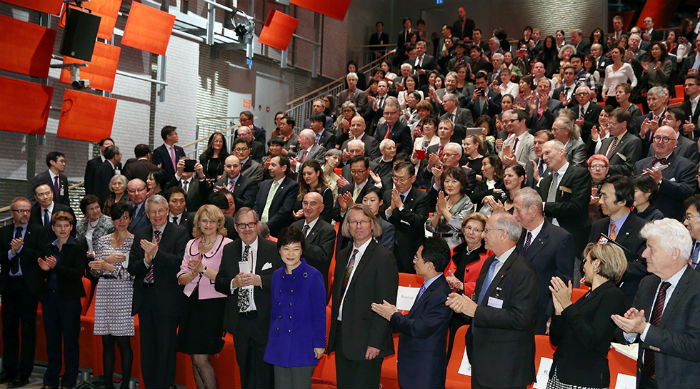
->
xmin=176 ymin=205 xmax=233 ymax=389
xmin=547 ymin=242 xmax=627 ymax=389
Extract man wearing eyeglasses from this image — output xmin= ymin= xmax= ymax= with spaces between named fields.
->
xmin=682 ymin=195 xmax=700 ymax=271
xmin=374 ymin=97 xmax=413 ymax=156
xmin=654 ymin=107 xmax=700 ymax=164
xmin=0 ymin=197 xmax=45 ymax=387
xmin=633 ymin=126 xmax=697 ymax=221
xmin=215 ymin=208 xmax=282 ymax=389
xmin=681 ymin=75 xmax=700 ymax=140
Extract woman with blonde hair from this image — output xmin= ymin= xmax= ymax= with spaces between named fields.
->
xmin=547 ymin=242 xmax=627 ymax=389
xmin=176 ymin=205 xmax=233 ymax=388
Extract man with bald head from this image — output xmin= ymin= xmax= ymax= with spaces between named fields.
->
xmin=341 ymin=115 xmax=380 ymax=160
xmin=633 ymin=125 xmax=697 ymax=220
xmin=292 ymin=192 xmax=336 ymax=290
xmin=237 ymin=126 xmax=264 ymax=162
xmin=216 ymin=155 xmax=258 ymax=209
xmin=538 ymin=140 xmax=592 ymax=256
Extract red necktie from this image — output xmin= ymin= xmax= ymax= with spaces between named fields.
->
xmin=384 ymin=124 xmax=392 ymax=140
xmin=438 ymin=145 xmax=445 ymax=159
xmin=144 ymin=230 xmax=161 ymax=283
xmin=512 ymin=137 xmax=519 ymax=154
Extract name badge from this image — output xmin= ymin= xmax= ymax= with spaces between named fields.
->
xmin=487 ymin=296 xmax=504 ymax=309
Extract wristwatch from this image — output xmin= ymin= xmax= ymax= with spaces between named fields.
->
xmin=200 ymin=266 xmax=208 ymax=275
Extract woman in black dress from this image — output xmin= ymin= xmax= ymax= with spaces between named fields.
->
xmin=293 ymin=160 xmax=334 ymax=223
xmin=199 ymin=131 xmax=229 ymax=181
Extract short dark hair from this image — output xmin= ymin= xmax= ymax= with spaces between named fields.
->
xmin=103 ymin=145 xmax=119 ymax=160
xmin=277 ymin=225 xmax=306 ymax=252
xmin=666 ymin=107 xmax=686 ymax=122
xmin=474 ymin=72 xmax=487 ymax=82
xmin=634 ymin=174 xmax=659 ymax=204
xmin=79 ymin=194 xmax=102 ymax=215
xmin=310 ymin=113 xmax=326 ymax=123
xmin=611 ymin=108 xmax=631 ymax=124
xmin=423 ymin=115 xmax=440 ymax=128
xmin=45 ymin=151 xmax=64 ymax=168
xmin=473 ymin=28 xmax=482 ymax=34
xmin=276 ymin=155 xmax=291 ymax=176
xmin=441 ymin=167 xmax=470 ymax=196
xmin=685 ymin=195 xmax=700 ymax=214
xmin=209 ymin=192 xmax=229 ymax=210
xmin=602 ymin=175 xmax=634 ymax=207
xmin=150 ymin=168 xmax=171 ymax=189
xmin=240 ymin=111 xmax=254 ymax=121
xmin=420 ymin=237 xmax=451 ymax=273
xmin=511 ymin=109 xmax=529 ymax=122
xmin=269 ymin=137 xmax=285 ymax=146
xmin=282 ymin=116 xmax=296 ymax=128
xmin=416 ymin=19 xmax=425 ymax=26
xmin=685 ymin=74 xmax=700 ymax=85
xmin=376 ymin=21 xmax=384 ymax=27
xmin=160 ymin=125 xmax=177 ymax=141
xmin=110 ymin=202 xmax=134 ymax=221
xmin=349 ymin=155 xmax=370 ymax=169
xmin=570 ymin=53 xmax=584 ymax=62
xmin=164 ymin=185 xmax=186 ymax=201
xmin=233 ymin=138 xmax=250 ymax=149
xmin=98 ymin=138 xmax=114 ymax=146
xmin=134 ymin=144 xmax=151 ymax=158
xmin=393 ymin=161 xmax=415 ymax=177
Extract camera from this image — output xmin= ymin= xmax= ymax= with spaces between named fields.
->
xmin=184 ymin=159 xmax=196 ymax=172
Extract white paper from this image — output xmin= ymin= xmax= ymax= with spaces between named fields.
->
xmin=614 ymin=373 xmax=636 ymax=389
xmin=533 ymin=357 xmax=552 ymax=388
xmin=396 ymin=286 xmax=420 ymax=311
xmin=611 ymin=342 xmax=638 ymax=360
xmin=458 ymin=345 xmax=471 ymax=376
xmin=239 ymin=261 xmax=250 ymax=274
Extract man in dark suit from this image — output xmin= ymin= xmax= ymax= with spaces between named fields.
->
xmin=292 ymin=192 xmax=336 ymax=289
xmin=570 ymin=29 xmax=590 ymax=55
xmin=382 ymin=162 xmax=429 ymax=273
xmin=374 ymin=97 xmax=413 ymax=156
xmin=369 ymin=21 xmax=389 ymax=58
xmin=174 ymin=158 xmax=210 ymax=213
xmin=237 ymin=126 xmax=265 ymax=162
xmin=684 ymin=196 xmax=700 ymax=270
xmin=440 ymin=93 xmax=475 ymax=143
xmin=513 ymin=188 xmax=575 ymax=334
xmin=216 ymin=155 xmax=258 ymax=210
xmin=84 ymin=137 xmax=114 ymax=196
xmin=571 ymin=86 xmax=603 ymax=145
xmin=633 ymin=88 xmax=668 ymax=153
xmin=681 ymin=75 xmax=700 ymax=140
xmin=214 ymin=208 xmax=282 ymax=389
xmin=371 ymin=237 xmax=453 ymax=389
xmin=308 ymin=112 xmax=336 ymax=150
xmin=467 ymin=45 xmax=493 ymax=76
xmin=341 ymin=116 xmax=381 ymax=160
xmin=238 ymin=110 xmax=266 ymax=146
xmin=233 ymin=138 xmax=264 ymax=183
xmin=461 ymin=73 xmax=501 ymax=119
xmin=95 ymin=145 xmax=123 ymax=202
xmin=633 ymin=126 xmax=697 ymax=221
xmin=446 ymin=212 xmax=539 ymax=389
xmin=452 ymin=7 xmax=474 ymax=41
xmin=612 ymin=218 xmax=700 ymax=389
xmin=396 ymin=18 xmax=414 ymax=60
xmin=151 ymin=125 xmax=186 ymax=179
xmin=680 ymin=36 xmax=700 ymax=78
xmin=654 ymin=108 xmax=700 ymax=164
xmin=525 ymin=130 xmax=554 ymax=188
xmin=333 ymin=156 xmax=378 ymax=251
xmin=29 ymin=184 xmax=75 ymax=238
xmin=529 ymin=78 xmax=564 ymax=132
xmin=327 ymin=204 xmax=399 ymax=389
xmin=0 ymin=197 xmax=44 ymax=387
xmin=123 ymin=144 xmax=159 ymax=182
xmin=412 ymin=41 xmax=436 ymax=87
xmin=127 ymin=195 xmax=187 ymax=389
xmin=29 ymin=151 xmax=70 ymax=206
xmin=588 ymin=175 xmax=647 ymax=306
xmin=164 ymin=186 xmax=191 ymax=230
xmin=595 ymin=108 xmax=643 ymax=176
xmin=126 ymin=179 xmax=149 ymax=233
xmin=641 ymin=17 xmax=664 ymax=43
xmin=253 ymin=155 xmax=299 ymax=237
xmin=539 ymin=140 xmax=592 ymax=257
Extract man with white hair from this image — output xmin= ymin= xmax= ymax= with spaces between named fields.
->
xmin=446 ymin=211 xmax=539 ymax=389
xmin=612 ymin=218 xmax=700 ymax=389
xmin=571 ymin=85 xmax=603 ymax=144
xmin=635 ymin=86 xmax=668 ymax=153
xmin=440 ymin=92 xmax=474 ymax=143
xmin=570 ymin=28 xmax=589 ymax=55
xmin=488 ymin=52 xmax=504 ymax=83
xmin=291 ymin=128 xmax=326 ymax=172
xmin=373 ymin=139 xmax=396 ymax=183
xmin=625 ymin=33 xmax=647 ymax=80
xmin=552 ymin=116 xmax=586 ymax=166
xmin=337 ymin=72 xmax=369 ymax=117
xmin=539 ymin=140 xmax=592 ymax=256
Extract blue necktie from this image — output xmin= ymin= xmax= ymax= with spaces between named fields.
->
xmin=692 ymin=242 xmax=700 ymax=268
xmin=415 ymin=283 xmax=427 ymax=303
xmin=477 ymin=258 xmax=499 ymax=305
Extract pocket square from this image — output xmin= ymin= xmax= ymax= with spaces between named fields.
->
xmin=261 ymin=262 xmax=272 ymax=271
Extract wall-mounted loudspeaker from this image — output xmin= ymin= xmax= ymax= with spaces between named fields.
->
xmin=60 ymin=8 xmax=101 ymax=61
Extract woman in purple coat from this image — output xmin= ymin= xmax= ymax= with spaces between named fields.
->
xmin=264 ymin=226 xmax=326 ymax=389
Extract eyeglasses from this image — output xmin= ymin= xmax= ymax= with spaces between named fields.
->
xmin=199 ymin=219 xmax=218 ymax=225
xmin=350 ymin=169 xmax=367 ymax=175
xmin=236 ymin=222 xmax=257 ymax=229
xmin=234 ymin=147 xmax=249 ymax=152
xmin=652 ymin=135 xmax=672 ymax=143
xmin=590 ymin=164 xmax=608 ymax=170
xmin=685 ymin=214 xmax=700 ymax=221
xmin=392 ymin=175 xmax=410 ymax=183
xmin=10 ymin=209 xmax=30 ymax=214
xmin=463 ymin=226 xmax=484 ymax=233
xmin=443 ymin=152 xmax=460 ymax=157
xmin=685 ymin=83 xmax=699 ymax=88
xmin=483 ymin=227 xmax=504 ymax=233
xmin=575 ymin=92 xmax=589 ymax=96
xmin=383 ymin=110 xmax=398 ymax=116
xmin=347 ymin=220 xmax=371 ymax=227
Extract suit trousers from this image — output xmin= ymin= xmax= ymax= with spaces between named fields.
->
xmin=1 ymin=277 xmax=38 ymax=379
xmin=334 ymin=322 xmax=383 ymax=389
xmin=273 ymin=365 xmax=314 ymax=389
xmin=232 ymin=314 xmax=274 ymax=389
xmin=42 ymin=291 xmax=81 ymax=387
xmin=138 ymin=287 xmax=179 ymax=389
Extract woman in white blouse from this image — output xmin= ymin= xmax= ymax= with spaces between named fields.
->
xmin=496 ymin=67 xmax=519 ymax=97
xmin=602 ymin=47 xmax=638 ymax=106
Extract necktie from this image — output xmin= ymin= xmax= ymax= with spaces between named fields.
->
xmin=316 ymin=133 xmax=322 ymax=144
xmin=145 ymin=230 xmax=160 ymax=283
xmin=523 ymin=231 xmax=533 ymax=252
xmin=642 ymin=281 xmax=671 ymax=379
xmin=11 ymin=227 xmax=22 ymax=273
xmin=692 ymin=241 xmax=700 ymax=268
xmin=579 ymin=107 xmax=585 ymax=118
xmin=609 ymin=223 xmax=617 ymax=240
xmin=182 ymin=180 xmax=189 ymax=194
xmin=547 ymin=172 xmax=559 ymax=202
xmin=169 ymin=146 xmax=177 ymax=171
xmin=451 ymin=113 xmax=456 ymax=123
xmin=261 ymin=181 xmax=280 ymax=222
xmin=228 ymin=179 xmax=235 ymax=192
xmin=340 ymin=249 xmax=360 ymax=299
xmin=400 ymin=194 xmax=406 ymax=204
xmin=537 ymin=160 xmax=544 ymax=176
xmin=438 ymin=145 xmax=445 ymax=159
xmin=238 ymin=245 xmax=252 ymax=312
xmin=477 ymin=258 xmax=499 ymax=305
xmin=605 ymin=137 xmax=620 ymax=159
xmin=301 ymin=150 xmax=308 ymax=163
xmin=652 ymin=157 xmax=667 ymax=165
xmin=53 ymin=176 xmax=60 ymax=196
xmin=512 ymin=137 xmax=519 ymax=154
xmin=171 ymin=216 xmax=177 ymax=224
xmin=415 ymin=283 xmax=427 ymax=303
xmin=43 ymin=209 xmax=50 ymax=227
xmin=384 ymin=124 xmax=392 ymax=140
xmin=378 ymin=97 xmax=384 ymax=109
xmin=353 ymin=185 xmax=361 ymax=202
xmin=563 ymin=87 xmax=570 ymax=100
xmin=302 ymin=224 xmax=310 ymax=237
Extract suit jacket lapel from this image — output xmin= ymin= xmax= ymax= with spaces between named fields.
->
xmin=524 ymin=224 xmax=549 ymax=259
xmin=660 ymin=266 xmax=692 ymax=322
xmin=482 ymin=250 xmax=518 ymax=299
xmin=346 ymin=241 xmax=375 ymax=293
xmin=409 ymin=275 xmax=446 ymax=316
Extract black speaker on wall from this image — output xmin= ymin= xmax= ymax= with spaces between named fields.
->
xmin=60 ymin=8 xmax=101 ymax=61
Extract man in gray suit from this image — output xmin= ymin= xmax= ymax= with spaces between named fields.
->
xmin=233 ymin=138 xmax=264 ymax=183
xmin=439 ymin=93 xmax=473 ymax=143
xmin=612 ymin=218 xmax=700 ymax=389
xmin=291 ymin=129 xmax=326 ymax=173
xmin=595 ymin=109 xmax=642 ymax=176
xmin=552 ymin=116 xmax=587 ymax=166
xmin=500 ymin=109 xmax=536 ymax=167
xmin=336 ymin=72 xmax=369 ymax=117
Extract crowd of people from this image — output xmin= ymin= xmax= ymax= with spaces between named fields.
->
xmin=4 ymin=7 xmax=700 ymax=389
